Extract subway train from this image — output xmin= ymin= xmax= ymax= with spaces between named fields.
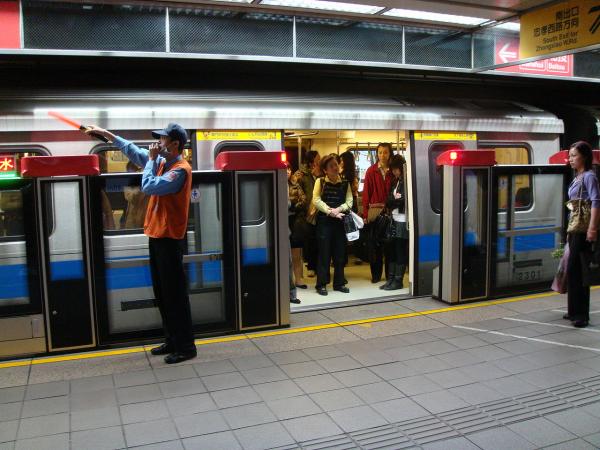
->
xmin=0 ymin=89 xmax=595 ymax=357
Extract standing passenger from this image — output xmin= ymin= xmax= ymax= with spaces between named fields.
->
xmin=382 ymin=154 xmax=409 ymax=290
xmin=295 ymin=151 xmax=322 ymax=278
xmin=362 ymin=143 xmax=392 ymax=283
xmin=86 ymin=124 xmax=196 ymax=363
xmin=313 ymin=154 xmax=353 ymax=296
xmin=565 ymin=141 xmax=600 ymax=328
xmin=287 ymin=163 xmax=307 ymax=289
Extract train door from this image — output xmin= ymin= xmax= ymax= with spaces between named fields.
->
xmin=490 ymin=165 xmax=568 ymax=296
xmin=410 ymin=132 xmax=477 ymax=295
xmin=0 ymin=177 xmax=45 ymax=357
xmin=89 ymin=171 xmax=237 ymax=344
xmin=38 ymin=177 xmax=96 ymax=351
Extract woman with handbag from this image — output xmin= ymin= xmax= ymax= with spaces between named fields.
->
xmin=565 ymin=141 xmax=600 ymax=328
xmin=381 ymin=154 xmax=409 ymax=291
xmin=312 ymin=154 xmax=353 ymax=296
xmin=287 ymin=163 xmax=307 ymax=290
xmin=362 ymin=143 xmax=393 ymax=283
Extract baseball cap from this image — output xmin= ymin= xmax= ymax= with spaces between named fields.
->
xmin=152 ymin=123 xmax=188 ymax=150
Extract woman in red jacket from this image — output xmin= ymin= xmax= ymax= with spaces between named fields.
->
xmin=362 ymin=143 xmax=392 ymax=283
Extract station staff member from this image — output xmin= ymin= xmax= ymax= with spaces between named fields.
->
xmin=86 ymin=123 xmax=196 ymax=364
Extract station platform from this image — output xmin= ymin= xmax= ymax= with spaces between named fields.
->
xmin=1 ymin=291 xmax=600 ymax=450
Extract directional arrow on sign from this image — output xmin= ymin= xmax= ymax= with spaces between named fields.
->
xmin=498 ymin=43 xmax=517 ymax=63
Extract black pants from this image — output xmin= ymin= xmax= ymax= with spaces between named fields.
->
xmin=367 ymin=225 xmax=391 ymax=281
xmin=304 ymin=224 xmax=318 ymax=272
xmin=567 ymin=233 xmax=591 ymax=321
xmin=316 ymin=216 xmax=346 ymax=288
xmin=149 ymin=237 xmax=195 ymax=353
xmin=389 ymin=237 xmax=409 ymax=265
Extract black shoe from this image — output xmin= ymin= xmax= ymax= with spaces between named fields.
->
xmin=150 ymin=343 xmax=174 ymax=356
xmin=290 ymin=298 xmax=301 ymax=304
xmin=164 ymin=351 xmax=197 ymax=364
xmin=563 ymin=314 xmax=573 ymax=321
xmin=316 ymin=287 xmax=328 ymax=296
xmin=334 ymin=286 xmax=350 ymax=293
xmin=384 ymin=278 xmax=404 ymax=290
xmin=296 ymin=284 xmax=308 ymax=289
xmin=574 ymin=320 xmax=589 ymax=328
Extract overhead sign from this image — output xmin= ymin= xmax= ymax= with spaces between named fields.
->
xmin=196 ymin=131 xmax=282 ymax=141
xmin=520 ymin=0 xmax=600 ymax=59
xmin=0 ymin=155 xmax=17 ymax=178
xmin=495 ymin=38 xmax=573 ymax=77
xmin=414 ymin=132 xmax=477 ymax=141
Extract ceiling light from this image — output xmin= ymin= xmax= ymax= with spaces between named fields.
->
xmin=495 ymin=22 xmax=520 ymax=31
xmin=260 ymin=0 xmax=384 ymax=15
xmin=383 ymin=8 xmax=487 ymax=26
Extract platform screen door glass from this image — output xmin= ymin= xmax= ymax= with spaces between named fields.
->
xmin=460 ymin=168 xmax=489 ymax=301
xmin=98 ymin=173 xmax=231 ymax=338
xmin=491 ymin=167 xmax=566 ymax=297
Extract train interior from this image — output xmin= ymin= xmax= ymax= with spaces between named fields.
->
xmin=284 ymin=130 xmax=411 ymax=309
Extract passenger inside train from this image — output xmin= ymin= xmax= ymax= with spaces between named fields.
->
xmin=285 ymin=131 xmax=411 ymax=308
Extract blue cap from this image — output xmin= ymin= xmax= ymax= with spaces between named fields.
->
xmin=152 ymin=123 xmax=188 ymax=150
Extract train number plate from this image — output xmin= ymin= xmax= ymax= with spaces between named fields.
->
xmin=513 ymin=268 xmax=543 ymax=283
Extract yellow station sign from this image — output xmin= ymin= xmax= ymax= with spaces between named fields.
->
xmin=414 ymin=132 xmax=477 ymax=141
xmin=520 ymin=0 xmax=600 ymax=58
xmin=196 ymin=131 xmax=282 ymax=141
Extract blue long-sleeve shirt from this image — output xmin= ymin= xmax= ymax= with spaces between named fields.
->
xmin=113 ymin=137 xmax=186 ymax=196
xmin=568 ymin=170 xmax=600 ymax=208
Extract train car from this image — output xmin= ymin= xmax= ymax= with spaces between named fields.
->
xmin=0 ymin=90 xmax=572 ymax=357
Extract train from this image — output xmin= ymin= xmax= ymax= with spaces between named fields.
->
xmin=0 ymin=89 xmax=595 ymax=358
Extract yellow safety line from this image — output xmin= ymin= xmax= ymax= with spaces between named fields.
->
xmin=0 ymin=290 xmax=565 ymax=370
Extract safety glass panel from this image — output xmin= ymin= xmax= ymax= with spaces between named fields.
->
xmin=101 ymin=175 xmax=227 ymax=335
xmin=460 ymin=169 xmax=488 ymax=301
xmin=492 ymin=172 xmax=564 ymax=296
xmin=47 ymin=182 xmax=85 ymax=281
xmin=0 ymin=188 xmax=28 ymax=306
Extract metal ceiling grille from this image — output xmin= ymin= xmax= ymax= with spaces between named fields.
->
xmin=296 ymin=20 xmax=404 ymax=64
xmin=169 ymin=9 xmax=294 ymax=57
xmin=23 ymin=1 xmax=166 ymax=52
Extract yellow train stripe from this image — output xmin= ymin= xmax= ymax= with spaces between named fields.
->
xmin=0 ymin=290 xmax=563 ymax=369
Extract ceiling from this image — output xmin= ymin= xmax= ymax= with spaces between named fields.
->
xmin=162 ymin=0 xmax=560 ymax=28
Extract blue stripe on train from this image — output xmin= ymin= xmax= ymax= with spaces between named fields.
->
xmin=418 ymin=230 xmax=557 ymax=263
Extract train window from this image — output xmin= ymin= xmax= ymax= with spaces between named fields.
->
xmin=94 ymin=143 xmax=193 ymax=174
xmin=0 ymin=149 xmax=48 ymax=240
xmin=101 ymin=176 xmax=149 ymax=234
xmin=428 ymin=142 xmax=464 ymax=214
xmin=484 ymin=145 xmax=532 ymax=210
xmin=214 ymin=142 xmax=265 ymax=160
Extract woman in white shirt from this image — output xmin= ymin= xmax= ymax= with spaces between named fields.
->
xmin=382 ymin=154 xmax=409 ymax=290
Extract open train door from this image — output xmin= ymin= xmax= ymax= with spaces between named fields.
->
xmin=409 ymin=131 xmax=477 ymax=296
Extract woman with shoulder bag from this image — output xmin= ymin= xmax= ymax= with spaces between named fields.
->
xmin=313 ymin=154 xmax=353 ymax=296
xmin=287 ymin=163 xmax=307 ymax=290
xmin=362 ymin=143 xmax=393 ymax=283
xmin=565 ymin=141 xmax=600 ymax=328
xmin=380 ymin=154 xmax=409 ymax=290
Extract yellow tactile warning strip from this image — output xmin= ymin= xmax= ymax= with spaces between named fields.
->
xmin=0 ymin=290 xmax=570 ymax=370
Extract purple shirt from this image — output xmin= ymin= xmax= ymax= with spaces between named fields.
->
xmin=568 ymin=170 xmax=600 ymax=208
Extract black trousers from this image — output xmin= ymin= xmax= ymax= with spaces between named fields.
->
xmin=367 ymin=225 xmax=391 ymax=281
xmin=304 ymin=224 xmax=318 ymax=272
xmin=148 ymin=237 xmax=195 ymax=353
xmin=316 ymin=216 xmax=346 ymax=289
xmin=567 ymin=233 xmax=591 ymax=321
xmin=389 ymin=237 xmax=409 ymax=265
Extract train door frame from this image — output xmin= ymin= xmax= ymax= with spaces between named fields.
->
xmin=37 ymin=176 xmax=96 ymax=351
xmin=489 ymin=164 xmax=568 ymax=298
xmin=89 ymin=170 xmax=238 ymax=345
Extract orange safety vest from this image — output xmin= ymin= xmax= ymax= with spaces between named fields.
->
xmin=143 ymin=158 xmax=192 ymax=240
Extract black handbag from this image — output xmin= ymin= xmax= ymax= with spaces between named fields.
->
xmin=373 ymin=212 xmax=393 ymax=244
xmin=580 ymin=242 xmax=600 ymax=287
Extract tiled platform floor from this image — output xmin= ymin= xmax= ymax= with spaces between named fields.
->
xmin=1 ymin=291 xmax=600 ymax=449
